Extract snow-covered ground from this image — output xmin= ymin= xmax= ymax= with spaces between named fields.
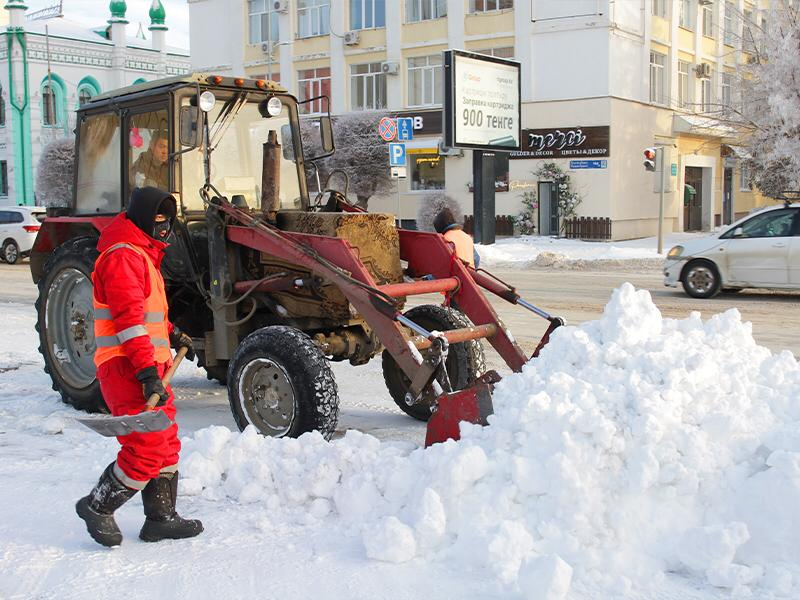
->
xmin=2 ymin=284 xmax=799 ymax=600
xmin=477 ymin=233 xmax=705 ymax=269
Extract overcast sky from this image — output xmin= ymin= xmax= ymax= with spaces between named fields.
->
xmin=27 ymin=0 xmax=191 ymax=49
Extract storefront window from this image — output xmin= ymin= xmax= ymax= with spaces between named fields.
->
xmin=409 ymin=152 xmax=445 ymax=191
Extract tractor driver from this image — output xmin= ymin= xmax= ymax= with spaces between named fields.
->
xmin=131 ymin=130 xmax=169 ymax=191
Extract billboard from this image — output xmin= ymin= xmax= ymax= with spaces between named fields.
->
xmin=443 ymin=50 xmax=521 ymax=151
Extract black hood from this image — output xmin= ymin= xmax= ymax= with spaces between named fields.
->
xmin=127 ymin=187 xmax=177 ymax=238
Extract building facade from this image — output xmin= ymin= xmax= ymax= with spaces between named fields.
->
xmin=0 ymin=1 xmax=190 ymax=206
xmin=190 ymin=0 xmax=769 ymax=239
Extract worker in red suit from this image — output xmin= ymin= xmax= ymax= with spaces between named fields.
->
xmin=76 ymin=186 xmax=203 ymax=547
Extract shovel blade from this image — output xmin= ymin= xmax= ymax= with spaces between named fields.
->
xmin=424 ymin=381 xmax=494 ymax=447
xmin=76 ymin=410 xmax=173 ymax=437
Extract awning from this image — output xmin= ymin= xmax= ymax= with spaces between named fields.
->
xmin=404 ymin=137 xmax=441 ymax=155
xmin=672 ymin=114 xmax=737 ymax=138
xmin=721 ymin=144 xmax=752 ymax=159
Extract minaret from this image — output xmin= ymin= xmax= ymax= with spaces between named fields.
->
xmin=5 ymin=0 xmax=26 ymax=29
xmin=149 ymin=0 xmax=167 ymax=77
xmin=108 ymin=0 xmax=128 ymax=89
xmin=4 ymin=1 xmax=33 ymax=204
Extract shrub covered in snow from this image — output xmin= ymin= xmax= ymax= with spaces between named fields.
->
xmin=35 ymin=137 xmax=75 ymax=207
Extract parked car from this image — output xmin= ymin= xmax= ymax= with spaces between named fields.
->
xmin=0 ymin=206 xmax=46 ymax=264
xmin=664 ymin=203 xmax=800 ymax=298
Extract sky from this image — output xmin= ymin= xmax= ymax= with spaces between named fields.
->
xmin=26 ymin=0 xmax=191 ymax=49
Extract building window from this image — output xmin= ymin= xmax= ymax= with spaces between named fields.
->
xmin=678 ymin=60 xmax=690 ymax=108
xmin=721 ymin=72 xmax=732 ymax=108
xmin=679 ymin=0 xmax=694 ymax=29
xmin=702 ymin=3 xmax=715 ymax=37
xmin=42 ymin=82 xmax=59 ymax=126
xmin=408 ymin=55 xmax=443 ymax=107
xmin=649 ymin=51 xmax=666 ymax=105
xmin=409 ymin=152 xmax=445 ymax=191
xmin=350 ymin=0 xmax=385 ymax=29
xmin=0 ymin=85 xmax=5 ymax=127
xmin=298 ymin=68 xmax=331 ymax=114
xmin=700 ymin=76 xmax=713 ymax=112
xmin=743 ymin=9 xmax=756 ymax=53
xmin=469 ymin=0 xmax=512 ymax=12
xmin=405 ymin=0 xmax=446 ymax=23
xmin=652 ymin=0 xmax=667 ymax=18
xmin=739 ymin=162 xmax=751 ymax=191
xmin=0 ymin=161 xmax=7 ymax=196
xmin=475 ymin=47 xmax=514 ymax=59
xmin=723 ymin=2 xmax=734 ymax=45
xmin=298 ymin=0 xmax=330 ymax=38
xmin=350 ymin=63 xmax=387 ymax=110
xmin=248 ymin=0 xmax=279 ymax=44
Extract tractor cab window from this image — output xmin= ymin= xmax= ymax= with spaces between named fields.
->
xmin=180 ymin=93 xmax=304 ymax=212
xmin=75 ymin=113 xmax=122 ymax=214
xmin=128 ymin=109 xmax=170 ymax=193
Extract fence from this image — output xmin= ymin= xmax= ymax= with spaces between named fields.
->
xmin=463 ymin=215 xmax=515 ymax=237
xmin=563 ymin=217 xmax=612 ymax=240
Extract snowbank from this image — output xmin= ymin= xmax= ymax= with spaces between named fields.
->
xmin=180 ymin=284 xmax=800 ymax=597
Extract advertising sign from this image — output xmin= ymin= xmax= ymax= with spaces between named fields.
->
xmin=444 ymin=50 xmax=521 ymax=151
xmin=510 ymin=126 xmax=610 ymax=159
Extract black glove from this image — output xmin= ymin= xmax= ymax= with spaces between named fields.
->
xmin=169 ymin=327 xmax=195 ymax=361
xmin=136 ymin=366 xmax=168 ymax=407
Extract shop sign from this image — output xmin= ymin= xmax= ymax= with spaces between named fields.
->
xmin=392 ymin=110 xmax=442 ymax=136
xmin=510 ymin=126 xmax=610 ymax=159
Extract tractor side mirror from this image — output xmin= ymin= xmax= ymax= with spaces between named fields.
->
xmin=179 ymin=106 xmax=200 ymax=147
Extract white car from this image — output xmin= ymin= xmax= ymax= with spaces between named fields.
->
xmin=0 ymin=206 xmax=46 ymax=264
xmin=664 ymin=203 xmax=800 ymax=298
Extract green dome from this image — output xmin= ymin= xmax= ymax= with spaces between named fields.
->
xmin=109 ymin=0 xmax=126 ymax=19
xmin=149 ymin=0 xmax=165 ymax=25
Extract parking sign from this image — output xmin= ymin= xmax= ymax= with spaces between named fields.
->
xmin=389 ymin=143 xmax=406 ymax=167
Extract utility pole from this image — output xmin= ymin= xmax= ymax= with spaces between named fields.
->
xmin=658 ymin=147 xmax=666 ymax=255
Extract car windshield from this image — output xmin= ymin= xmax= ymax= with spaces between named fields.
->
xmin=181 ymin=92 xmax=305 ymax=212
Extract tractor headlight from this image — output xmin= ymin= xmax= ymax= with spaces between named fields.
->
xmin=199 ymin=91 xmax=216 ymax=113
xmin=667 ymin=245 xmax=684 ymax=259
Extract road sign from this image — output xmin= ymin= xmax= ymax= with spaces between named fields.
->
xmin=569 ymin=159 xmax=607 ymax=170
xmin=379 ymin=117 xmax=397 ymax=141
xmin=389 ymin=143 xmax=406 ymax=167
xmin=391 ymin=167 xmax=407 ymax=179
xmin=671 ymin=163 xmax=678 ymax=176
xmin=397 ymin=118 xmax=414 ymax=141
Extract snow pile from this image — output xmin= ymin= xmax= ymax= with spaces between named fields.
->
xmin=180 ymin=284 xmax=800 ymax=597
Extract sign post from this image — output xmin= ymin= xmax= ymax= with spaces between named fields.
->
xmin=444 ymin=50 xmax=521 ymax=245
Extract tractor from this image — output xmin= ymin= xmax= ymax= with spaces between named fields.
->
xmin=31 ymin=73 xmax=561 ymax=445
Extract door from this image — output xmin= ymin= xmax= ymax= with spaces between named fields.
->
xmin=723 ymin=167 xmax=733 ymax=225
xmin=684 ymin=167 xmax=703 ymax=231
xmin=0 ymin=210 xmax=11 ymax=242
xmin=538 ymin=182 xmax=558 ymax=236
xmin=724 ymin=208 xmax=797 ymax=285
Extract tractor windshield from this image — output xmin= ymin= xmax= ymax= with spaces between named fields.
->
xmin=181 ymin=92 xmax=306 ymax=212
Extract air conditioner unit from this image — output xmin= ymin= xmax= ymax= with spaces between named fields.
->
xmin=261 ymin=42 xmax=271 ymax=54
xmin=438 ymin=140 xmax=463 ymax=157
xmin=272 ymin=0 xmax=289 ymax=13
xmin=695 ymin=62 xmax=712 ymax=78
xmin=381 ymin=61 xmax=400 ymax=75
xmin=343 ymin=30 xmax=360 ymax=46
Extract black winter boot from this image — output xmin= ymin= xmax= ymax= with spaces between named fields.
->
xmin=139 ymin=471 xmax=203 ymax=542
xmin=76 ymin=463 xmax=139 ymax=547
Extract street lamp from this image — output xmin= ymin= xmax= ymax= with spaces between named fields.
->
xmin=263 ymin=40 xmax=292 ymax=82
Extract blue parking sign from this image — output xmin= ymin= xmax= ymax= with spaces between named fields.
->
xmin=389 ymin=143 xmax=406 ymax=167
xmin=397 ymin=118 xmax=414 ymax=141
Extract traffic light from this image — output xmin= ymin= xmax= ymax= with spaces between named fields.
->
xmin=643 ymin=147 xmax=658 ymax=172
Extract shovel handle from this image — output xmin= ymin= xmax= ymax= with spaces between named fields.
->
xmin=145 ymin=346 xmax=189 ymax=410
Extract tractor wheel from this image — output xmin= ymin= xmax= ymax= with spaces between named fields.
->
xmin=382 ymin=304 xmax=486 ymax=422
xmin=227 ymin=326 xmax=339 ymax=439
xmin=35 ymin=237 xmax=107 ymax=413
xmin=196 ymin=349 xmax=228 ymax=385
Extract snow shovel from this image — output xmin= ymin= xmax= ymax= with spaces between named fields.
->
xmin=76 ymin=347 xmax=188 ymax=437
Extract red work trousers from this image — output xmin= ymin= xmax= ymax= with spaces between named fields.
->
xmin=97 ymin=356 xmax=180 ymax=486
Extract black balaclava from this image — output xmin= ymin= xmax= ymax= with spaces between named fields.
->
xmin=127 ymin=186 xmax=177 ymax=241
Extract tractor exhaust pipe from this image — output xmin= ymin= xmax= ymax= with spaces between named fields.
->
xmin=261 ymin=130 xmax=281 ymax=221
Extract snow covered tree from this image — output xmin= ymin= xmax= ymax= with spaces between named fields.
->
xmin=303 ymin=111 xmax=393 ymax=209
xmin=36 ymin=137 xmax=75 ymax=207
xmin=735 ymin=2 xmax=800 ymax=197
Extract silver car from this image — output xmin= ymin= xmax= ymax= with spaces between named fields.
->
xmin=0 ymin=206 xmax=46 ymax=264
xmin=664 ymin=203 xmax=800 ymax=298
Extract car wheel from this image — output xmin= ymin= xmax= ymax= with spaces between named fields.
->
xmin=2 ymin=240 xmax=20 ymax=264
xmin=682 ymin=260 xmax=721 ymax=299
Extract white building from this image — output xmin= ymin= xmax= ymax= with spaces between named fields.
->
xmin=190 ymin=1 xmax=768 ymax=240
xmin=0 ymin=0 xmax=190 ymax=206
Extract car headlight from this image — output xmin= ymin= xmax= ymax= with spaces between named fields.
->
xmin=667 ymin=245 xmax=684 ymax=259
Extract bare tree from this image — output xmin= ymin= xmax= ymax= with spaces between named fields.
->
xmin=303 ymin=110 xmax=393 ymax=209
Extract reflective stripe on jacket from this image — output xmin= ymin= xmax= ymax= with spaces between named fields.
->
xmin=443 ymin=228 xmax=476 ymax=268
xmin=92 ymin=242 xmax=171 ymax=367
